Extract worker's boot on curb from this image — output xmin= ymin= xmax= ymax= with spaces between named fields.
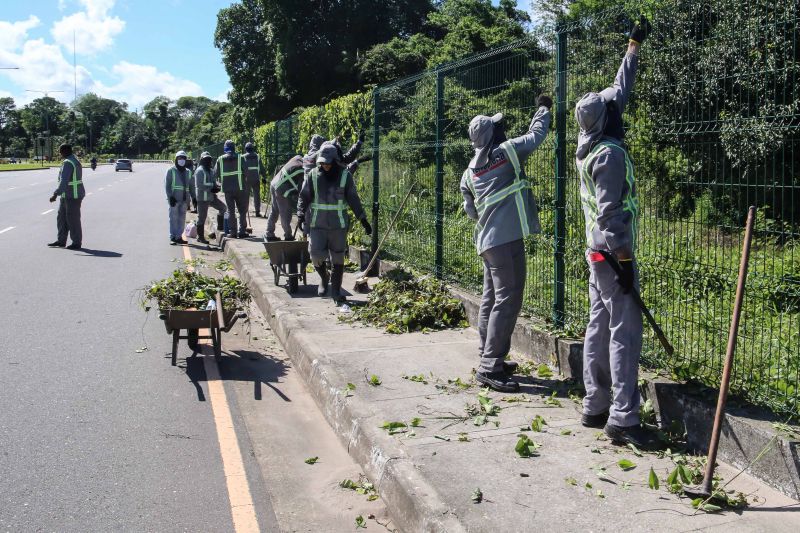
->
xmin=476 ymin=371 xmax=520 ymax=393
xmin=330 ymin=263 xmax=345 ymax=304
xmin=503 ymin=360 xmax=519 ymax=375
xmin=315 ymin=264 xmax=330 ymax=297
xmin=265 ymin=235 xmax=281 ymax=242
xmin=604 ymin=423 xmax=662 ymax=451
xmin=581 ymin=411 xmax=609 ymax=428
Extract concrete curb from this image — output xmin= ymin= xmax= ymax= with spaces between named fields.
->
xmin=347 ymin=245 xmax=800 ymax=501
xmin=227 ymin=241 xmax=467 ymax=533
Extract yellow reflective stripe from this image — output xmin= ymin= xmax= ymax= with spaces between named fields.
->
xmin=170 ymin=168 xmax=186 ymax=191
xmin=218 ymin=155 xmax=244 ymax=190
xmin=62 ymin=159 xmax=81 ymax=198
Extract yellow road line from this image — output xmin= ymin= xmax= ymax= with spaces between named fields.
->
xmin=182 ymin=245 xmax=260 ymax=533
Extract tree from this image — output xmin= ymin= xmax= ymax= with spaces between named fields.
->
xmin=215 ymin=0 xmax=434 ymax=121
xmin=71 ymin=93 xmax=127 ymax=152
xmin=19 ymin=97 xmax=69 ymax=137
xmin=143 ymin=96 xmax=178 ymax=152
xmin=0 ymin=97 xmax=20 ymax=156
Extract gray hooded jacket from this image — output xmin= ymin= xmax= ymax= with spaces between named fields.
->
xmin=165 ymin=165 xmax=192 ymax=203
xmin=272 ymin=155 xmax=305 ymax=198
xmin=297 ymin=144 xmax=365 ymax=230
xmin=460 ymin=106 xmax=551 ymax=255
xmin=575 ymin=52 xmax=639 ymax=254
xmin=194 ymin=165 xmax=217 ymax=202
xmin=243 ymin=151 xmax=266 ymax=184
xmin=54 ymin=154 xmax=84 ymax=200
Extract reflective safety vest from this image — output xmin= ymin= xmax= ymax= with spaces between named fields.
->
xmin=217 ymin=155 xmax=243 ymax=190
xmin=169 ymin=168 xmax=187 ymax=195
xmin=60 ymin=158 xmax=82 ymax=199
xmin=276 ymin=167 xmax=304 ymax=198
xmin=246 ymin=155 xmax=261 ymax=176
xmin=310 ymin=169 xmax=350 ymax=228
xmin=466 ymin=141 xmax=531 ymax=238
xmin=579 ymin=141 xmax=639 ymax=251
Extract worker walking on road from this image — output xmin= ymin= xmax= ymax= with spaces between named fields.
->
xmin=214 ymin=140 xmax=249 ymax=238
xmin=265 ymin=154 xmax=305 ymax=242
xmin=575 ymin=16 xmax=659 ymax=449
xmin=460 ymin=95 xmax=553 ymax=392
xmin=48 ymin=143 xmax=84 ymax=250
xmin=297 ymin=142 xmax=371 ymax=303
xmin=243 ymin=142 xmax=267 ymax=217
xmin=165 ymin=150 xmax=192 ymax=245
xmin=194 ymin=151 xmax=226 ymax=245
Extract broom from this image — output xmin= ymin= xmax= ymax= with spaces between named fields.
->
xmin=353 ymin=182 xmax=415 ymax=293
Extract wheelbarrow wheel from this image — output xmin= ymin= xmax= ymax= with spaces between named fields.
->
xmin=288 ymin=275 xmax=299 ymax=294
xmin=187 ymin=329 xmax=199 ymax=350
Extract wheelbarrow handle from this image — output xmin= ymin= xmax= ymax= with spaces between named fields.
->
xmin=215 ymin=292 xmax=225 ymax=329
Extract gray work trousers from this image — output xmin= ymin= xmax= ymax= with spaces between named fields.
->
xmin=247 ymin=178 xmax=262 ymax=215
xmin=197 ymin=196 xmax=226 ymax=238
xmin=478 ymin=239 xmax=526 ymax=373
xmin=265 ymin=185 xmax=293 ymax=239
xmin=57 ymin=197 xmax=82 ymax=246
xmin=224 ymin=191 xmax=248 ymax=236
xmin=168 ymin=201 xmax=187 ymax=240
xmin=582 ymin=255 xmax=643 ymax=427
xmin=309 ymin=228 xmax=348 ymax=266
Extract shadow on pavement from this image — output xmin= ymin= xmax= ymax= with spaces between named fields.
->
xmin=75 ymin=248 xmax=123 ymax=258
xmin=179 ymin=348 xmax=290 ymax=403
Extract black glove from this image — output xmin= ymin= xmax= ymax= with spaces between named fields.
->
xmin=169 ymin=196 xmax=177 ymax=207
xmin=616 ymin=259 xmax=635 ymax=294
xmin=629 ymin=15 xmax=652 ymax=44
xmin=211 ymin=184 xmax=221 ymax=194
xmin=358 ymin=130 xmax=365 ymax=143
xmin=356 ymin=155 xmax=372 ymax=163
xmin=360 ymin=218 xmax=372 ymax=236
xmin=537 ymin=94 xmax=553 ymax=110
xmin=296 ymin=213 xmax=306 ymax=232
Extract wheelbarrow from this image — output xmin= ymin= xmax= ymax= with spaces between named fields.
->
xmin=159 ymin=294 xmax=242 ymax=365
xmin=262 ymin=239 xmax=310 ymax=294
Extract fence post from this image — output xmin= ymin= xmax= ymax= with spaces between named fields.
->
xmin=434 ymin=70 xmax=445 ymax=279
xmin=553 ymin=27 xmax=568 ymax=329
xmin=371 ymin=88 xmax=381 ymax=256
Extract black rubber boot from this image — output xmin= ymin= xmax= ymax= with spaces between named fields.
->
xmin=330 ymin=263 xmax=345 ymax=304
xmin=604 ymin=423 xmax=663 ymax=450
xmin=503 ymin=360 xmax=519 ymax=375
xmin=315 ymin=263 xmax=330 ymax=297
xmin=265 ymin=235 xmax=281 ymax=242
xmin=581 ymin=411 xmax=609 ymax=428
xmin=476 ymin=371 xmax=520 ymax=393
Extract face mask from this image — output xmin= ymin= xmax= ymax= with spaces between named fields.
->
xmin=177 ymin=159 xmax=186 ymax=167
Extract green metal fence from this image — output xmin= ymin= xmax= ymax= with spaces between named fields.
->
xmin=254 ymin=1 xmax=800 ymax=416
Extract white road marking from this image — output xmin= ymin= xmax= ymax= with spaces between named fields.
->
xmin=41 ymin=209 xmax=54 ymax=215
xmin=8 ymin=187 xmax=15 ymax=191
xmin=0 ymin=226 xmax=15 ymax=235
xmin=87 ymin=192 xmax=94 ymax=196
xmin=98 ymin=187 xmax=104 ymax=191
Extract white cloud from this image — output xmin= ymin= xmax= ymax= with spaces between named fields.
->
xmin=0 ymin=16 xmax=41 ymax=52
xmin=95 ymin=61 xmax=204 ymax=108
xmin=213 ymin=88 xmax=230 ymax=102
xmin=51 ymin=0 xmax=125 ymax=55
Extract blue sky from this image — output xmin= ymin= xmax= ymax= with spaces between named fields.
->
xmin=0 ymin=0 xmax=524 ymax=110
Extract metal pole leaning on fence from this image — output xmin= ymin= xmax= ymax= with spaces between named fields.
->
xmin=684 ymin=206 xmax=756 ymax=499
xmin=553 ymin=26 xmax=568 ymax=329
xmin=371 ymin=88 xmax=381 ymax=257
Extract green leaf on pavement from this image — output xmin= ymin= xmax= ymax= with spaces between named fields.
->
xmin=565 ymin=477 xmax=577 ymax=486
xmin=543 ymin=391 xmax=562 ymax=407
xmin=648 ymin=467 xmax=659 ymax=490
xmin=410 ymin=417 xmax=421 ymax=427
xmin=304 ymin=456 xmax=319 ymax=465
xmin=369 ymin=374 xmax=381 ymax=386
xmin=617 ymin=459 xmax=637 ymax=471
xmin=530 ymin=415 xmax=547 ymax=432
xmin=471 ymin=487 xmax=483 ymax=503
xmin=355 ymin=515 xmax=366 ymax=528
xmin=560 ymin=429 xmax=572 ymax=436
xmin=458 ymin=433 xmax=470 ymax=442
xmin=627 ymin=443 xmax=643 ymax=457
xmin=515 ymin=434 xmax=541 ymax=458
xmin=537 ymin=364 xmax=553 ymax=378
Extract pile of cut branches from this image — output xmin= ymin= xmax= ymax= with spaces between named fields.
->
xmin=140 ymin=269 xmax=251 ymax=312
xmin=344 ymin=268 xmax=468 ymax=333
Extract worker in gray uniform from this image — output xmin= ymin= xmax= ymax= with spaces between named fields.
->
xmin=243 ymin=142 xmax=267 ymax=217
xmin=194 ymin=151 xmax=226 ymax=245
xmin=48 ymin=143 xmax=84 ymax=250
xmin=575 ymin=16 xmax=658 ymax=449
xmin=297 ymin=142 xmax=371 ymax=303
xmin=460 ymin=96 xmax=552 ymax=392
xmin=165 ymin=150 xmax=192 ymax=245
xmin=301 ymin=134 xmax=327 ymax=179
xmin=265 ymin=154 xmax=305 ymax=242
xmin=214 ymin=140 xmax=249 ymax=238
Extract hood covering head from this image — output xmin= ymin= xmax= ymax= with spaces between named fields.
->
xmin=223 ymin=140 xmax=235 ymax=153
xmin=308 ymin=134 xmax=326 ymax=153
xmin=575 ymin=86 xmax=618 ymax=159
xmin=468 ymin=113 xmax=503 ymax=169
xmin=245 ymin=142 xmax=255 ymax=153
xmin=174 ymin=150 xmax=188 ymax=163
xmin=200 ymin=151 xmax=212 ymax=167
xmin=316 ymin=142 xmax=341 ymax=165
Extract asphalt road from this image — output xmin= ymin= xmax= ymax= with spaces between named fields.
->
xmin=0 ymin=163 xmax=279 ymax=532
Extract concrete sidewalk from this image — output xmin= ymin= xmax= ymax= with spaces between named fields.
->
xmin=223 ymin=215 xmax=800 ymax=533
